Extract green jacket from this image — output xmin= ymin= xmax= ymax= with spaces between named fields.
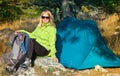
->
xmin=20 ymin=23 xmax=57 ymax=58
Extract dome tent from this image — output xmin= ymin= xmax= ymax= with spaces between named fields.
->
xmin=56 ymin=17 xmax=120 ymax=70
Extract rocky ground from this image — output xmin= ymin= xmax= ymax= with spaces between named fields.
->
xmin=0 ymin=57 xmax=120 ymax=76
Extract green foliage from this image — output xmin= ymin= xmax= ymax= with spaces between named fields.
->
xmin=34 ymin=0 xmax=61 ymax=7
xmin=0 ymin=0 xmax=23 ymax=22
xmin=85 ymin=0 xmax=120 ymax=13
xmin=104 ymin=0 xmax=120 ymax=13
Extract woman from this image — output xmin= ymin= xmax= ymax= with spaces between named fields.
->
xmin=8 ymin=10 xmax=58 ymax=73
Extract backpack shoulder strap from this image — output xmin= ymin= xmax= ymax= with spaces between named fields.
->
xmin=19 ymin=32 xmax=29 ymax=54
xmin=23 ymin=33 xmax=29 ymax=47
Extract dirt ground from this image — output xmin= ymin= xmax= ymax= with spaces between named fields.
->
xmin=34 ymin=66 xmax=120 ymax=76
xmin=74 ymin=68 xmax=120 ymax=76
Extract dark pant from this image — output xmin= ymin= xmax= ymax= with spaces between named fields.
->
xmin=14 ymin=39 xmax=49 ymax=70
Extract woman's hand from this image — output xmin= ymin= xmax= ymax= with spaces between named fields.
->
xmin=53 ymin=57 xmax=58 ymax=63
xmin=14 ymin=30 xmax=20 ymax=35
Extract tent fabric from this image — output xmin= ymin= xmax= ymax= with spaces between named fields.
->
xmin=56 ymin=17 xmax=120 ymax=70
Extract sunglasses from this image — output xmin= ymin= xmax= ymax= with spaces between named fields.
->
xmin=41 ymin=16 xmax=50 ymax=19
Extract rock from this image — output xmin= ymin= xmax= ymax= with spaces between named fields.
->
xmin=35 ymin=57 xmax=66 ymax=71
xmin=94 ymin=65 xmax=108 ymax=73
xmin=12 ymin=67 xmax=37 ymax=76
xmin=52 ymin=70 xmax=60 ymax=76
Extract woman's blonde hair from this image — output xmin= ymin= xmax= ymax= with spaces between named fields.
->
xmin=38 ymin=10 xmax=56 ymax=28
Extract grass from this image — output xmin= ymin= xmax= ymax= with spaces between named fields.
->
xmin=97 ymin=13 xmax=120 ymax=57
xmin=107 ymin=36 xmax=120 ymax=57
xmin=0 ymin=58 xmax=10 ymax=76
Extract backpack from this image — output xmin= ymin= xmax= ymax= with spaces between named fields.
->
xmin=4 ymin=32 xmax=29 ymax=66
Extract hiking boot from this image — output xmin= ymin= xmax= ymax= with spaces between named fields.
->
xmin=21 ymin=58 xmax=31 ymax=68
xmin=5 ymin=67 xmax=16 ymax=74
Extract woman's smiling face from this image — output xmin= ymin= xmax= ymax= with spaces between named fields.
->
xmin=41 ymin=13 xmax=50 ymax=24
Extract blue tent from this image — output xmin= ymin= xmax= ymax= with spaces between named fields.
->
xmin=56 ymin=17 xmax=120 ymax=70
